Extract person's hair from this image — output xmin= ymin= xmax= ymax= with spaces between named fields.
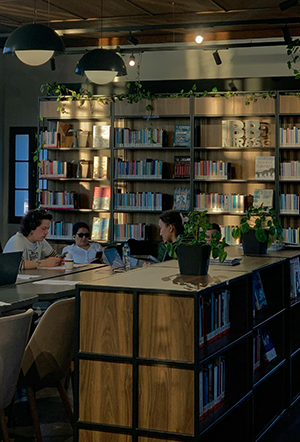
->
xmin=210 ymin=223 xmax=221 ymax=234
xmin=20 ymin=209 xmax=52 ymax=237
xmin=73 ymin=222 xmax=90 ymax=236
xmin=159 ymin=209 xmax=184 ymax=235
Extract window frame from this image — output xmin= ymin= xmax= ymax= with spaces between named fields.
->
xmin=9 ymin=127 xmax=37 ymax=224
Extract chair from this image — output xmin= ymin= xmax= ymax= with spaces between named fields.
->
xmin=21 ymin=297 xmax=75 ymax=442
xmin=0 ymin=309 xmax=33 ymax=442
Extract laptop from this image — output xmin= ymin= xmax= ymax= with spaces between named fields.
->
xmin=0 ymin=251 xmax=23 ymax=285
xmin=104 ymin=247 xmax=143 ymax=271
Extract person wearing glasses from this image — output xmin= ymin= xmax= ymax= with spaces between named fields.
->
xmin=3 ymin=209 xmax=63 ymax=269
xmin=61 ymin=222 xmax=103 ymax=263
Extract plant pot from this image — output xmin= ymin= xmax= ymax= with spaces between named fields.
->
xmin=177 ymin=244 xmax=211 ymax=276
xmin=241 ymin=230 xmax=269 ymax=255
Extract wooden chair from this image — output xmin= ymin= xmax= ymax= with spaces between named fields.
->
xmin=21 ymin=297 xmax=75 ymax=442
xmin=0 ymin=309 xmax=33 ymax=442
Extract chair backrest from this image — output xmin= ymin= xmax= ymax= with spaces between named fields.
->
xmin=22 ymin=297 xmax=75 ymax=389
xmin=0 ymin=309 xmax=33 ymax=409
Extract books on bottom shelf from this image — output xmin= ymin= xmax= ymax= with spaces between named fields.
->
xmin=260 ymin=329 xmax=277 ymax=362
xmin=92 ymin=186 xmax=111 ymax=210
xmin=290 ymin=257 xmax=300 ymax=300
xmin=253 ymin=271 xmax=268 ymax=311
xmin=173 ymin=187 xmax=190 ymax=211
xmin=93 ymin=156 xmax=109 ymax=179
xmin=91 ymin=217 xmax=109 ymax=241
xmin=114 ymin=223 xmax=148 ymax=241
xmin=199 ymin=290 xmax=230 ymax=347
xmin=255 ymin=156 xmax=275 ymax=180
xmin=199 ymin=357 xmax=225 ymax=419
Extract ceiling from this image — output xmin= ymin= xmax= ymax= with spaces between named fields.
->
xmin=0 ymin=0 xmax=299 ymax=52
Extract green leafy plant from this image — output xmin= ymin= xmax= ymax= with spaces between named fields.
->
xmin=232 ymin=204 xmax=284 ymax=248
xmin=167 ymin=210 xmax=227 ymax=262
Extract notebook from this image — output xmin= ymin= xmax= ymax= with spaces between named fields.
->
xmin=0 ymin=251 xmax=23 ymax=285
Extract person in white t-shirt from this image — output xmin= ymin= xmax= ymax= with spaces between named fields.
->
xmin=3 ymin=209 xmax=63 ymax=269
xmin=62 ymin=222 xmax=103 ymax=263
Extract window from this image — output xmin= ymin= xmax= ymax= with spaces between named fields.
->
xmin=9 ymin=127 xmax=37 ymax=223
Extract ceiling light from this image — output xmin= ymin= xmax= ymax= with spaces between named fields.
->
xmin=75 ymin=48 xmax=127 ymax=84
xmin=129 ymin=54 xmax=136 ymax=67
xmin=195 ymin=33 xmax=204 ymax=44
xmin=213 ymin=50 xmax=222 ymax=65
xmin=279 ymin=0 xmax=299 ymax=11
xmin=282 ymin=25 xmax=292 ymax=43
xmin=3 ymin=23 xmax=65 ymax=66
xmin=127 ymin=32 xmax=138 ymax=46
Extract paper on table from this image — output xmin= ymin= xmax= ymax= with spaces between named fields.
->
xmin=17 ymin=274 xmax=40 ymax=280
xmin=33 ymin=280 xmax=78 ymax=286
xmin=0 ymin=301 xmax=11 ymax=306
xmin=38 ymin=264 xmax=87 ymax=270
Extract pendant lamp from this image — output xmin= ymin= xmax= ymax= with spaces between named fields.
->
xmin=75 ymin=48 xmax=127 ymax=84
xmin=3 ymin=23 xmax=65 ymax=66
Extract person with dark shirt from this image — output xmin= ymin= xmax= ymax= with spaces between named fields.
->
xmin=157 ymin=209 xmax=184 ymax=261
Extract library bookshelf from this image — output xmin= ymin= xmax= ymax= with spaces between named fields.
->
xmin=39 ymin=92 xmax=300 ymax=247
xmin=74 ymin=253 xmax=291 ymax=442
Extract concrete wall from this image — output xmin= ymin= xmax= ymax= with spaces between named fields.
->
xmin=0 ymin=42 xmax=295 ymax=245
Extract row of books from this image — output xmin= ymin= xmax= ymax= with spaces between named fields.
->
xmin=114 ymin=159 xmax=163 ymax=179
xmin=114 ymin=192 xmax=167 ymax=211
xmin=40 ymin=129 xmax=59 ymax=147
xmin=280 ymin=194 xmax=300 ymax=213
xmin=199 ymin=290 xmax=230 ymax=347
xmin=114 ymin=223 xmax=148 ymax=241
xmin=199 ymin=357 xmax=225 ymax=419
xmin=253 ymin=328 xmax=278 ymax=373
xmin=280 ymin=161 xmax=300 ymax=179
xmin=195 ymin=193 xmax=247 ymax=213
xmin=220 ymin=226 xmax=240 ymax=246
xmin=40 ymin=190 xmax=79 ymax=208
xmin=283 ymin=228 xmax=300 ymax=244
xmin=194 ymin=161 xmax=231 ymax=179
xmin=280 ymin=126 xmax=300 ymax=146
xmin=40 ymin=160 xmax=68 ymax=178
xmin=48 ymin=221 xmax=73 ymax=237
xmin=114 ymin=128 xmax=167 ymax=148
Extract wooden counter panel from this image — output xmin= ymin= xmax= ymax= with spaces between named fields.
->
xmin=79 ymin=430 xmax=131 ymax=442
xmin=79 ymin=360 xmax=132 ymax=426
xmin=139 ymin=294 xmax=194 ymax=362
xmin=138 ymin=365 xmax=194 ymax=434
xmin=80 ymin=290 xmax=133 ymax=356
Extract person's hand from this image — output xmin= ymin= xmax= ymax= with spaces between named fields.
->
xmin=42 ymin=256 xmax=63 ymax=267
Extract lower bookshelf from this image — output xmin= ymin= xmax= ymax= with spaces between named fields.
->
xmin=74 ymin=255 xmax=291 ymax=442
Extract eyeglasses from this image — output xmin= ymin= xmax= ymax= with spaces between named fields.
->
xmin=77 ymin=232 xmax=90 ymax=238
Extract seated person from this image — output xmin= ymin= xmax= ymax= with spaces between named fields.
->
xmin=157 ymin=209 xmax=184 ymax=261
xmin=62 ymin=222 xmax=103 ymax=263
xmin=3 ymin=209 xmax=63 ymax=269
xmin=206 ymin=223 xmax=222 ymax=242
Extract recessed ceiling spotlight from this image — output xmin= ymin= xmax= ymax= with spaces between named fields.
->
xmin=195 ymin=33 xmax=204 ymax=44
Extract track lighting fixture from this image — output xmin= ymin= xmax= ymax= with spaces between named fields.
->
xmin=279 ymin=0 xmax=299 ymax=11
xmin=213 ymin=50 xmax=222 ymax=66
xmin=127 ymin=32 xmax=138 ymax=46
xmin=195 ymin=33 xmax=204 ymax=44
xmin=129 ymin=54 xmax=136 ymax=67
xmin=282 ymin=25 xmax=292 ymax=43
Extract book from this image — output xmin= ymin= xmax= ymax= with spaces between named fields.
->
xmin=261 ymin=329 xmax=277 ymax=362
xmin=93 ymin=125 xmax=110 ymax=148
xmin=290 ymin=257 xmax=300 ymax=300
xmin=93 ymin=156 xmax=109 ymax=179
xmin=173 ymin=187 xmax=190 ymax=211
xmin=253 ymin=271 xmax=268 ymax=310
xmin=253 ymin=329 xmax=261 ymax=372
xmin=174 ymin=156 xmax=190 ymax=178
xmin=91 ymin=217 xmax=110 ymax=241
xmin=56 ymin=122 xmax=73 ymax=148
xmin=255 ymin=156 xmax=275 ymax=180
xmin=92 ymin=186 xmax=111 ymax=210
xmin=174 ymin=124 xmax=191 ymax=147
xmin=253 ymin=189 xmax=274 ymax=208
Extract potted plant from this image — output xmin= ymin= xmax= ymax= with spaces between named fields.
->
xmin=232 ymin=204 xmax=284 ymax=255
xmin=167 ymin=210 xmax=227 ymax=276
